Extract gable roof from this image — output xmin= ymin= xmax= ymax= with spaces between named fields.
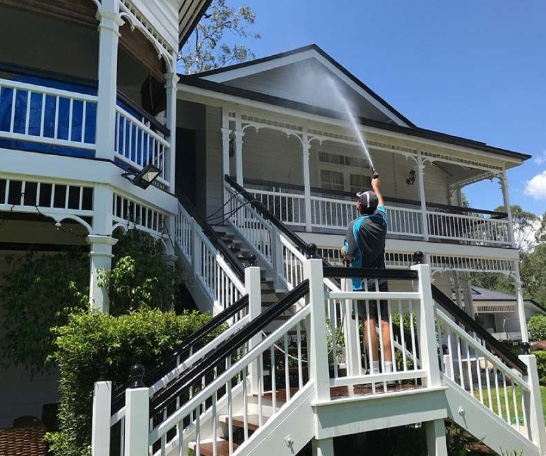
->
xmin=192 ymin=44 xmax=416 ymax=128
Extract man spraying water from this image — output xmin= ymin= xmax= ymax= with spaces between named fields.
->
xmin=341 ymin=171 xmax=393 ymax=377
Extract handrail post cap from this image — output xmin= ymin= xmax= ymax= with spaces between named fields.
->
xmin=128 ymin=363 xmax=145 ymax=388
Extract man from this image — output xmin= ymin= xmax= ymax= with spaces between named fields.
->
xmin=341 ymin=173 xmax=392 ymax=375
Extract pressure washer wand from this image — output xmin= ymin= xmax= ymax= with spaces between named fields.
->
xmin=372 ymin=169 xmax=380 ymax=179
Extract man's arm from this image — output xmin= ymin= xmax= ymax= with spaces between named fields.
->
xmin=371 ymin=174 xmax=384 ymax=208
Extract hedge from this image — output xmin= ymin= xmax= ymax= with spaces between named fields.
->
xmin=46 ymin=309 xmax=219 ymax=456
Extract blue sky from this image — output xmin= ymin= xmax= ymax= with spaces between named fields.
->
xmin=223 ymin=1 xmax=546 ymax=215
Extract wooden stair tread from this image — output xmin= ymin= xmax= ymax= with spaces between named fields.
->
xmin=197 ymin=439 xmax=239 ymax=456
xmin=221 ymin=414 xmax=265 ymax=431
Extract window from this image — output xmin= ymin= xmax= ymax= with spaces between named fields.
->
xmin=318 ymin=151 xmax=371 ymax=193
xmin=320 ymin=170 xmax=344 ymax=191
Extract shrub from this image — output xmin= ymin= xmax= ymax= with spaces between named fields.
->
xmin=0 ymin=250 xmax=88 ymax=371
xmin=533 ymin=351 xmax=546 ymax=386
xmin=103 ymin=229 xmax=182 ymax=314
xmin=528 ymin=315 xmax=546 ymax=341
xmin=46 ymin=308 xmax=217 ymax=456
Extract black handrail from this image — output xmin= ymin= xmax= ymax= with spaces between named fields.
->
xmin=323 ymin=266 xmax=418 ymax=281
xmin=150 ymin=280 xmax=310 ymax=415
xmin=225 ymin=175 xmax=320 ymax=259
xmin=431 ymin=285 xmax=527 ymax=375
xmin=178 ymin=192 xmax=245 ymax=280
xmin=110 ymin=294 xmax=250 ymax=411
xmin=242 ymin=177 xmax=508 ymax=219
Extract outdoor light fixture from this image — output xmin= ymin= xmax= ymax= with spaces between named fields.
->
xmin=406 ymin=169 xmax=417 ymax=186
xmin=123 ymin=164 xmax=161 ymax=190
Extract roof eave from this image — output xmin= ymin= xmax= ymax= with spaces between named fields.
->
xmin=177 ymin=76 xmax=531 ymax=162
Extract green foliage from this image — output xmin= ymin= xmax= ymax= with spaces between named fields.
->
xmin=520 ymin=243 xmax=546 ymax=307
xmin=104 ymin=230 xmax=181 ymax=314
xmin=46 ymin=309 xmax=216 ymax=456
xmin=179 ymin=0 xmax=260 ymax=74
xmin=0 ymin=250 xmax=89 ymax=371
xmin=533 ymin=351 xmax=546 ymax=385
xmin=528 ymin=315 xmax=546 ymax=341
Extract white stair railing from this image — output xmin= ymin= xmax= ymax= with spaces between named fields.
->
xmin=438 ymin=309 xmax=534 ymax=439
xmin=175 ymin=201 xmax=246 ymax=314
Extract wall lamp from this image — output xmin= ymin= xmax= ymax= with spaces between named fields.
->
xmin=406 ymin=169 xmax=417 ymax=186
xmin=123 ymin=164 xmax=161 ymax=189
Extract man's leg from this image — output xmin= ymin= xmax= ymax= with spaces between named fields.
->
xmin=362 ymin=316 xmax=379 ymax=373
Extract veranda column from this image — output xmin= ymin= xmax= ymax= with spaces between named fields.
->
xmin=87 ymin=235 xmax=117 ymax=313
xmin=234 ymin=112 xmax=244 ymax=185
xmin=165 ymin=70 xmax=179 ymax=189
xmin=221 ymin=109 xmax=231 ymax=205
xmin=416 ymin=154 xmax=429 ymax=241
xmin=512 ymin=264 xmax=529 ymax=343
xmin=88 ymin=184 xmax=117 ymax=312
xmin=499 ymin=171 xmax=515 ymax=246
xmin=95 ymin=0 xmax=123 ymax=160
xmin=302 ymin=128 xmax=312 ymax=231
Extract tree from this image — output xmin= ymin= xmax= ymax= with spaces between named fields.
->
xmin=179 ymin=0 xmax=260 ymax=74
xmin=471 ymin=205 xmax=539 ymax=294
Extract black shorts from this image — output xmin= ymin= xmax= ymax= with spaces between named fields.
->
xmin=356 ymin=280 xmax=389 ymax=321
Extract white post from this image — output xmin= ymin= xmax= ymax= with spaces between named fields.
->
xmin=95 ymin=0 xmax=123 ymax=160
xmin=191 ymin=218 xmax=202 ymax=286
xmin=302 ymin=128 xmax=312 ymax=232
xmin=499 ymin=171 xmax=515 ymax=246
xmin=425 ymin=419 xmax=448 ymax=456
xmin=342 ymin=278 xmax=360 ymax=377
xmin=164 ymin=71 xmax=179 ymax=189
xmin=92 ymin=381 xmax=112 ymax=456
xmin=520 ymin=354 xmax=546 ymax=452
xmin=312 ymin=437 xmax=335 ymax=456
xmin=87 ymin=234 xmax=118 ymax=313
xmin=416 ymin=156 xmax=429 ymax=241
xmin=271 ymin=226 xmax=284 ymax=290
xmin=124 ymin=366 xmax=149 ymax=456
xmin=304 ymin=259 xmax=330 ymax=402
xmin=234 ymin=113 xmax=244 ymax=185
xmin=513 ymin=263 xmax=529 ymax=343
xmin=246 ymin=266 xmax=262 ymax=394
xmin=221 ymin=109 xmax=231 ymax=206
xmin=411 ymin=263 xmax=442 ymax=388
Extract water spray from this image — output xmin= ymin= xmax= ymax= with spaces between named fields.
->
xmin=327 ymin=76 xmax=375 ymax=172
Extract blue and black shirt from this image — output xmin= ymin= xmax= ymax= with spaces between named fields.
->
xmin=343 ymin=205 xmax=387 ymax=291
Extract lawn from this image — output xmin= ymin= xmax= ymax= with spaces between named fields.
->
xmin=473 ymin=385 xmax=546 ymax=424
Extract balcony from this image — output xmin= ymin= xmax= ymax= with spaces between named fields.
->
xmin=244 ymin=178 xmax=512 ymax=248
xmin=0 ymin=69 xmax=171 ymax=189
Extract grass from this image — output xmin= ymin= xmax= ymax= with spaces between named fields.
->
xmin=472 ymin=385 xmax=546 ymax=424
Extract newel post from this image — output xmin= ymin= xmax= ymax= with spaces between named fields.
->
xmin=519 ymin=354 xmax=546 ymax=452
xmin=124 ymin=364 xmax=149 ymax=456
xmin=410 ymin=263 xmax=441 ymax=388
xmin=246 ymin=263 xmax=262 ymax=394
xmin=304 ymin=259 xmax=330 ymax=402
xmin=91 ymin=375 xmax=112 ymax=456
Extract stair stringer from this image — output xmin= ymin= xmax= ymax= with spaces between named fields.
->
xmin=233 ymin=382 xmax=316 ymax=456
xmin=443 ymin=375 xmax=541 ymax=456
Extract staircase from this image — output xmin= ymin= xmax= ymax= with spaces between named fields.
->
xmin=90 ymin=178 xmax=546 ymax=456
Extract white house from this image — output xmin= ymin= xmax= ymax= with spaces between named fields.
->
xmin=469 ymin=286 xmax=546 ymax=342
xmin=1 ymin=1 xmax=545 ymax=455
